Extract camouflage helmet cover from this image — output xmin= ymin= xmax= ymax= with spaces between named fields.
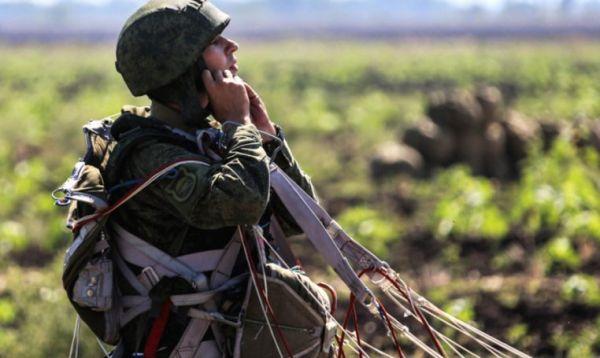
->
xmin=116 ymin=0 xmax=230 ymax=96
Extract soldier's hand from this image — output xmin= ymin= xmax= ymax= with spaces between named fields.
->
xmin=245 ymin=83 xmax=277 ymax=142
xmin=202 ymin=69 xmax=251 ymax=125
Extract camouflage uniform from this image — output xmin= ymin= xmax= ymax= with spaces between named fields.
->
xmin=112 ymin=102 xmax=316 ymax=355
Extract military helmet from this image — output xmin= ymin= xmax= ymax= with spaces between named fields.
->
xmin=116 ymin=0 xmax=230 ymax=96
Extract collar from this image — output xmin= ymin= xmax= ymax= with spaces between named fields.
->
xmin=150 ymin=101 xmax=196 ymax=135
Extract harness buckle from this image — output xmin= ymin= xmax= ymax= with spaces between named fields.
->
xmin=191 ymin=272 xmax=208 ymax=291
xmin=141 ymin=266 xmax=161 ymax=288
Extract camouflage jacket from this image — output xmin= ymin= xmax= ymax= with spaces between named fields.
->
xmin=113 ymin=103 xmax=316 ymax=254
xmin=111 ymin=103 xmax=316 ymax=354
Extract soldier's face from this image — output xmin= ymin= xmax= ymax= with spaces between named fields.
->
xmin=203 ymin=35 xmax=239 ymax=76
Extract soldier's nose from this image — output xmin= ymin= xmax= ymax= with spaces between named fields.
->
xmin=224 ymin=37 xmax=239 ymax=54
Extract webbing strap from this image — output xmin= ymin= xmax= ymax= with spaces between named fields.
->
xmin=170 ymin=228 xmax=243 ymax=357
xmin=273 ymin=169 xmax=385 ymax=273
xmin=170 ymin=340 xmax=220 ymax=358
xmin=121 ymin=300 xmax=152 ymax=328
xmin=113 ymin=248 xmax=148 ymax=296
xmin=112 ymin=223 xmax=208 ymax=290
xmin=268 ymin=214 xmax=297 ymax=267
xmin=270 ymin=165 xmax=374 ymax=306
xmin=169 ymin=319 xmax=212 ymax=358
xmin=210 ymin=228 xmax=242 ymax=288
xmin=169 ymin=275 xmax=247 ymax=306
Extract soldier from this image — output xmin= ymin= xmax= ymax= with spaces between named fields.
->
xmin=111 ymin=0 xmax=319 ymax=356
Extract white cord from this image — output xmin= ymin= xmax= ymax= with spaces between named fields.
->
xmin=257 ymin=129 xmax=284 ymax=161
xmin=68 ymin=315 xmax=81 ymax=358
xmin=240 ymin=230 xmax=285 ymax=358
xmin=96 ymin=338 xmax=111 ymax=357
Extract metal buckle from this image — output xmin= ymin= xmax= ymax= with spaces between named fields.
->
xmin=142 ymin=267 xmax=160 ymax=287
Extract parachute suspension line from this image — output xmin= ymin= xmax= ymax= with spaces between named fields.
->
xmin=371 ymin=269 xmax=447 ymax=357
xmin=417 ymin=302 xmax=509 ymax=358
xmin=338 ymin=294 xmax=363 ymax=358
xmin=317 ymin=282 xmax=337 ymax=315
xmin=351 ymin=298 xmax=364 ymax=358
xmin=387 ymin=290 xmax=504 ymax=358
xmin=68 ymin=315 xmax=81 ymax=358
xmin=259 ymin=236 xmax=379 ymax=358
xmin=338 ymin=269 xmax=407 ymax=358
xmin=385 ymin=275 xmax=509 ymax=358
xmin=96 ymin=338 xmax=111 ymax=357
xmin=422 ymin=302 xmax=530 ymax=358
xmin=383 ymin=313 xmax=445 ymax=358
xmin=375 ymin=297 xmax=406 ymax=358
xmin=382 ymin=291 xmax=477 ymax=358
xmin=317 ymin=282 xmax=348 ymax=358
xmin=384 ymin=281 xmax=528 ymax=358
xmin=239 ymin=229 xmax=293 ymax=358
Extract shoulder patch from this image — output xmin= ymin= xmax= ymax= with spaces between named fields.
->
xmin=165 ymin=167 xmax=197 ymax=202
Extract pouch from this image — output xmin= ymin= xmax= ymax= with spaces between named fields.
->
xmin=72 ymin=255 xmax=114 ymax=311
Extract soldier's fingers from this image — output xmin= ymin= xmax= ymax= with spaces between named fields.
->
xmin=244 ymin=83 xmax=259 ymax=100
xmin=201 ymin=70 xmax=216 ymax=91
xmin=213 ymin=70 xmax=224 ymax=83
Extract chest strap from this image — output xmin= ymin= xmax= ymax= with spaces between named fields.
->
xmin=113 ymin=223 xmax=223 ymax=290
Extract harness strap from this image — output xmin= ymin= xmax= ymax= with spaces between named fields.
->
xmin=169 ymin=319 xmax=212 ymax=358
xmin=268 ymin=214 xmax=297 ymax=267
xmin=270 ymin=165 xmax=374 ymax=306
xmin=170 ymin=228 xmax=243 ymax=357
xmin=112 ymin=223 xmax=209 ymax=290
xmin=209 ymin=228 xmax=243 ymax=354
xmin=169 ymin=275 xmax=247 ymax=306
xmin=281 ymin=175 xmax=385 ymax=273
xmin=210 ymin=228 xmax=242 ymax=288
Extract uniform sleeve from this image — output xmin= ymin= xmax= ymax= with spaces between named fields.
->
xmin=263 ymin=126 xmax=318 ymax=236
xmin=124 ymin=123 xmax=271 ymax=229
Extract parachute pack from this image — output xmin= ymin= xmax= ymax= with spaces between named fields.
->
xmin=55 ymin=108 xmax=532 ymax=358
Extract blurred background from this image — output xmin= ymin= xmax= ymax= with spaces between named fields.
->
xmin=1 ymin=0 xmax=599 ymax=356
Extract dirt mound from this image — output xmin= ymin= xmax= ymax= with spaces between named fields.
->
xmin=371 ymin=86 xmax=599 ymax=181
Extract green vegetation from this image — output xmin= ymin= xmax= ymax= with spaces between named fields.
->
xmin=0 ymin=40 xmax=599 ymax=356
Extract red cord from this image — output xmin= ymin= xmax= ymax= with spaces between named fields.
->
xmin=335 ymin=334 xmax=347 ymax=358
xmin=143 ymin=300 xmax=172 ymax=358
xmin=337 ymin=294 xmax=356 ymax=358
xmin=377 ymin=298 xmax=406 ymax=358
xmin=317 ymin=282 xmax=337 ymax=316
xmin=375 ymin=269 xmax=447 ymax=357
xmin=351 ymin=300 xmax=364 ymax=358
xmin=240 ymin=230 xmax=295 ymax=358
